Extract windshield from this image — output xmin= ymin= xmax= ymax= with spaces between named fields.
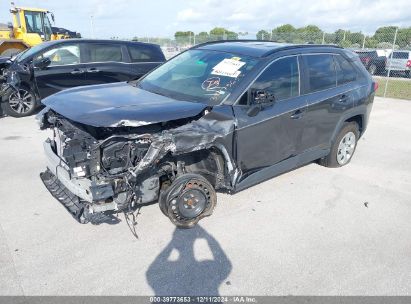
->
xmin=15 ymin=42 xmax=53 ymax=62
xmin=138 ymin=49 xmax=258 ymax=104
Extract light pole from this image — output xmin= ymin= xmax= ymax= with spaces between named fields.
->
xmin=90 ymin=15 xmax=95 ymax=38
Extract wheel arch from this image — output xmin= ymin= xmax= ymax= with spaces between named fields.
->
xmin=173 ymin=144 xmax=235 ymax=190
xmin=345 ymin=114 xmax=364 ymax=135
xmin=331 ymin=109 xmax=366 ymax=145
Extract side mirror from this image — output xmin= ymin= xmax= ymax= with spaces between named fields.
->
xmin=251 ymin=89 xmax=276 ymax=105
xmin=34 ymin=57 xmax=51 ymax=69
xmin=246 ymin=89 xmax=276 ymax=117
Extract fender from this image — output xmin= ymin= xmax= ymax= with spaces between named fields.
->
xmin=329 ymin=104 xmax=368 ymax=145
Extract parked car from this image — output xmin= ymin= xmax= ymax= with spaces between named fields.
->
xmin=38 ymin=41 xmax=376 ymax=227
xmin=355 ymin=49 xmax=388 ymax=75
xmin=0 ymin=39 xmax=166 ymax=117
xmin=386 ymin=50 xmax=411 ymax=77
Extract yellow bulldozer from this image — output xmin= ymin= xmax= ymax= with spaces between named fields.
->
xmin=0 ymin=3 xmax=80 ymax=57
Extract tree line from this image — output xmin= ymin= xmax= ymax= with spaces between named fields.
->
xmin=128 ymin=25 xmax=411 ymax=49
xmin=167 ymin=25 xmax=410 ymax=49
xmin=256 ymin=25 xmax=411 ymax=49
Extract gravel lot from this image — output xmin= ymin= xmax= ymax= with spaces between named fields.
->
xmin=0 ymin=96 xmax=410 ymax=296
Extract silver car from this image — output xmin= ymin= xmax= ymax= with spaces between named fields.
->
xmin=386 ymin=50 xmax=411 ymax=77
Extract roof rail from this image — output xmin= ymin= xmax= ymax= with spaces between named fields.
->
xmin=192 ymin=39 xmax=282 ymax=48
xmin=262 ymin=44 xmax=343 ymax=57
xmin=192 ymin=40 xmax=343 ymax=57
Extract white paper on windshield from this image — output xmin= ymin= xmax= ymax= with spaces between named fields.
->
xmin=211 ymin=58 xmax=245 ymax=78
xmin=211 ymin=69 xmax=241 ymax=78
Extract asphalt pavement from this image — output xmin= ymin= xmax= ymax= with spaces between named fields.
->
xmin=0 ymin=96 xmax=410 ymax=296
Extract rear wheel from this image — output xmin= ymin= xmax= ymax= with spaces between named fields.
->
xmin=159 ymin=173 xmax=217 ymax=228
xmin=1 ymin=87 xmax=37 ymax=117
xmin=319 ymin=122 xmax=359 ymax=168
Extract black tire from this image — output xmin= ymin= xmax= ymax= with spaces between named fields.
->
xmin=319 ymin=122 xmax=359 ymax=168
xmin=1 ymin=87 xmax=38 ymax=117
xmin=159 ymin=173 xmax=217 ymax=229
xmin=406 ymin=70 xmax=410 ymax=78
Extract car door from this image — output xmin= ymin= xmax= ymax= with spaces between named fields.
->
xmin=34 ymin=43 xmax=87 ymax=99
xmin=127 ymin=44 xmax=166 ymax=80
xmin=299 ymin=53 xmax=355 ymax=153
xmin=233 ymin=55 xmax=307 ymax=175
xmin=82 ymin=43 xmax=132 ymax=85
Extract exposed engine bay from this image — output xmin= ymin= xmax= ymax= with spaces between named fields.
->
xmin=38 ymin=107 xmax=235 ymax=227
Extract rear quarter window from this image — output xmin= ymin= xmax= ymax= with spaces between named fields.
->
xmin=128 ymin=44 xmax=164 ymax=62
xmin=303 ymin=54 xmax=336 ymax=93
xmin=334 ymin=55 xmax=357 ymax=85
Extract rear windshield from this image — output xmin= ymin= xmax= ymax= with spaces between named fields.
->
xmin=392 ymin=52 xmax=409 ymax=59
xmin=356 ymin=51 xmax=376 ymax=57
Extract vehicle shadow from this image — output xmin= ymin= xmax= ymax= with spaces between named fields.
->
xmin=146 ymin=225 xmax=232 ymax=296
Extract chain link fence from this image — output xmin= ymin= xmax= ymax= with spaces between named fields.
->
xmin=138 ymin=27 xmax=411 ymax=100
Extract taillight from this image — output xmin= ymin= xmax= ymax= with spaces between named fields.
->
xmin=373 ymin=82 xmax=379 ymax=92
xmin=406 ymin=60 xmax=411 ymax=67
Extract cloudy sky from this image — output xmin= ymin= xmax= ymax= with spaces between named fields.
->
xmin=1 ymin=0 xmax=410 ymax=39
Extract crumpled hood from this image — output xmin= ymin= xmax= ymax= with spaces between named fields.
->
xmin=41 ymin=82 xmax=208 ymax=127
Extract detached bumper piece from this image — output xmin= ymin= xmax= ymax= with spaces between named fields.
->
xmin=40 ymin=169 xmax=116 ymax=225
xmin=40 ymin=169 xmax=89 ymax=223
xmin=40 ymin=169 xmax=120 ymax=225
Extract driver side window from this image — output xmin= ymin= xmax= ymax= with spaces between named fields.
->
xmin=36 ymin=44 xmax=80 ymax=66
xmin=241 ymin=56 xmax=299 ymax=105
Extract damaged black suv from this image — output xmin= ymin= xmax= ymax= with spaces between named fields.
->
xmin=38 ymin=41 xmax=376 ymax=228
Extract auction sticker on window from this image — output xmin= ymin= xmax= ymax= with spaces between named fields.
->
xmin=211 ymin=58 xmax=245 ymax=78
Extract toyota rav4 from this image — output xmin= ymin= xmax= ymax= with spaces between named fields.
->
xmin=38 ymin=41 xmax=376 ymax=228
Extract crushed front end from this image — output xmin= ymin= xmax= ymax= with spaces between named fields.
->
xmin=38 ymin=106 xmax=235 ymax=226
xmin=39 ymin=110 xmax=168 ymax=223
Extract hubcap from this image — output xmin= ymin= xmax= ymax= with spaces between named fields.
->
xmin=337 ymin=131 xmax=356 ymax=165
xmin=8 ymin=89 xmax=34 ymax=114
xmin=177 ymin=188 xmax=207 ymax=219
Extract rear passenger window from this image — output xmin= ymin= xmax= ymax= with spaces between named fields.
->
xmin=334 ymin=55 xmax=357 ymax=85
xmin=88 ymin=44 xmax=123 ymax=62
xmin=249 ymin=56 xmax=299 ymax=103
xmin=128 ymin=45 xmax=162 ymax=62
xmin=304 ymin=54 xmax=336 ymax=93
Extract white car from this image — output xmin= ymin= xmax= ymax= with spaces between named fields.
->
xmin=386 ymin=50 xmax=411 ymax=77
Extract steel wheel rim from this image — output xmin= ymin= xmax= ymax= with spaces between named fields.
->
xmin=8 ymin=89 xmax=34 ymax=114
xmin=337 ymin=131 xmax=356 ymax=165
xmin=177 ymin=188 xmax=207 ymax=219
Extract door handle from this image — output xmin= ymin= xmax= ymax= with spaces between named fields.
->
xmin=70 ymin=69 xmax=84 ymax=75
xmin=339 ymin=94 xmax=349 ymax=103
xmin=86 ymin=68 xmax=100 ymax=73
xmin=290 ymin=109 xmax=305 ymax=119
